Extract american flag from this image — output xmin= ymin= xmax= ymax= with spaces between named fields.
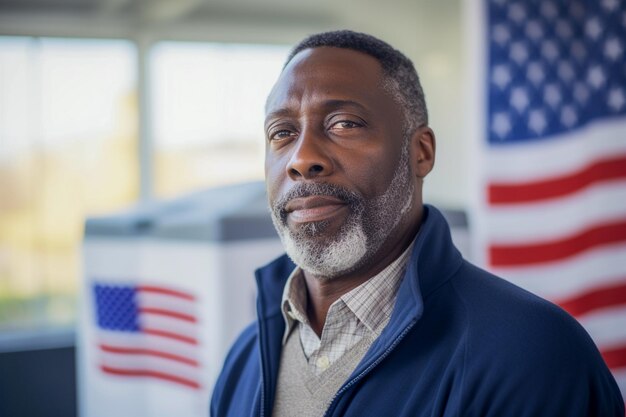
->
xmin=476 ymin=0 xmax=626 ymax=400
xmin=93 ymin=283 xmax=202 ymax=390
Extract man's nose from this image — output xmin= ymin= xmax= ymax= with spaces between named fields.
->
xmin=286 ymin=129 xmax=333 ymax=180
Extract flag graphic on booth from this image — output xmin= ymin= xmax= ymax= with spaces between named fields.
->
xmin=93 ymin=282 xmax=202 ymax=390
xmin=472 ymin=0 xmax=626 ymax=400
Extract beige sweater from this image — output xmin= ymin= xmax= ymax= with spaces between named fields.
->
xmin=272 ymin=327 xmax=375 ymax=417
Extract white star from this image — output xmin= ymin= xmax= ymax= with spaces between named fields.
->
xmin=510 ymin=87 xmax=530 ymax=112
xmin=574 ymin=83 xmax=590 ymax=104
xmin=528 ymin=109 xmax=548 ymax=134
xmin=541 ymin=40 xmax=560 ymax=61
xmin=602 ymin=0 xmax=619 ymax=12
xmin=492 ymin=113 xmax=512 ymax=138
xmin=492 ymin=24 xmax=511 ymax=46
xmin=544 ymin=84 xmax=562 ymax=108
xmin=492 ymin=65 xmax=512 ymax=89
xmin=509 ymin=3 xmax=527 ymax=23
xmin=604 ymin=38 xmax=623 ymax=61
xmin=540 ymin=1 xmax=558 ymax=20
xmin=585 ymin=18 xmax=603 ymax=41
xmin=558 ymin=61 xmax=575 ymax=82
xmin=510 ymin=41 xmax=529 ymax=64
xmin=527 ymin=61 xmax=545 ymax=85
xmin=571 ymin=41 xmax=587 ymax=61
xmin=555 ymin=20 xmax=573 ymax=40
xmin=587 ymin=66 xmax=606 ymax=89
xmin=608 ymin=88 xmax=626 ymax=111
xmin=560 ymin=105 xmax=578 ymax=128
xmin=525 ymin=20 xmax=544 ymax=41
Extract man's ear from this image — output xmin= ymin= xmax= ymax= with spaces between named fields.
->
xmin=410 ymin=126 xmax=436 ymax=178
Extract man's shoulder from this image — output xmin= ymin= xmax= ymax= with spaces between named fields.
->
xmin=223 ymin=321 xmax=259 ymax=363
xmin=449 ymin=261 xmax=593 ymax=349
xmin=235 ymin=320 xmax=259 ymax=342
xmin=214 ymin=321 xmax=260 ymax=386
xmin=211 ymin=321 xmax=260 ymax=415
xmin=451 ymin=262 xmax=618 ymax=394
xmin=436 ymin=262 xmax=624 ymax=415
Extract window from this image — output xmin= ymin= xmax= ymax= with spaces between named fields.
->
xmin=151 ymin=42 xmax=289 ymax=198
xmin=0 ymin=37 xmax=138 ymax=329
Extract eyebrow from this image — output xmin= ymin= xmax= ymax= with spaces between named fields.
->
xmin=264 ymin=108 xmax=293 ymax=127
xmin=265 ymin=99 xmax=370 ymax=127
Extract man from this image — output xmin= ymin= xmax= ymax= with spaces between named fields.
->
xmin=211 ymin=30 xmax=623 ymax=416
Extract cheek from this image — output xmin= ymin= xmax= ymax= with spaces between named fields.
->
xmin=346 ymin=146 xmax=401 ymax=196
xmin=265 ymin=152 xmax=288 ymax=203
xmin=265 ymin=151 xmax=287 ymax=179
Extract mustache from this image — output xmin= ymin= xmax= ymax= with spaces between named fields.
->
xmin=272 ymin=182 xmax=362 ymax=222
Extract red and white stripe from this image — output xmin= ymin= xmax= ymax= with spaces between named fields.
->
xmin=97 ymin=284 xmax=202 ymax=390
xmin=480 ymin=119 xmax=626 ymax=400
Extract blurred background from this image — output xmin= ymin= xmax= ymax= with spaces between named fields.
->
xmin=0 ymin=1 xmax=467 ymax=416
xmin=2 ymin=0 xmax=625 ymax=416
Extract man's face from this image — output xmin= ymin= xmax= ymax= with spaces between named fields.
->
xmin=264 ymin=47 xmax=419 ymax=279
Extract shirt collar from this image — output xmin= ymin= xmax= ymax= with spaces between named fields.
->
xmin=281 ymin=267 xmax=309 ymax=343
xmin=341 ymin=241 xmax=414 ymax=333
xmin=280 ymin=237 xmax=416 ymax=343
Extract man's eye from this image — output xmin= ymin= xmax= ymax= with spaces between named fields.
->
xmin=330 ymin=120 xmax=362 ymax=131
xmin=270 ymin=130 xmax=296 ymax=141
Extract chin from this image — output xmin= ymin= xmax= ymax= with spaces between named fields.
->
xmin=280 ymin=219 xmax=369 ymax=279
xmin=288 ymin=219 xmax=332 ymax=238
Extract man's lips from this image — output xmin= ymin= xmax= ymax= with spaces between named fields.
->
xmin=285 ymin=196 xmax=348 ymax=223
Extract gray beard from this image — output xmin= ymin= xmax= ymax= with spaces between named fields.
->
xmin=269 ymin=142 xmax=414 ymax=280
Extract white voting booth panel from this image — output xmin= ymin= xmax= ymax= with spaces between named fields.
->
xmin=78 ymin=182 xmax=283 ymax=417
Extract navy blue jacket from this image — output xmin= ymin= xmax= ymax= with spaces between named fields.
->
xmin=211 ymin=205 xmax=624 ymax=416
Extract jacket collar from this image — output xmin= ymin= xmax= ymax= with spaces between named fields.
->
xmin=254 ymin=205 xmax=463 ymax=326
xmin=367 ymin=205 xmax=464 ymax=356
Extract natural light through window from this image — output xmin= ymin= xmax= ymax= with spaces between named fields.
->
xmin=151 ymin=42 xmax=289 ymax=197
xmin=0 ymin=37 xmax=138 ymax=329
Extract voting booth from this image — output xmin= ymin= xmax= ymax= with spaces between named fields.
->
xmin=77 ymin=181 xmax=284 ymax=417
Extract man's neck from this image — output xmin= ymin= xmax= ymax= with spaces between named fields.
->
xmin=302 ymin=214 xmax=421 ymax=337
xmin=303 ymin=273 xmax=369 ymax=336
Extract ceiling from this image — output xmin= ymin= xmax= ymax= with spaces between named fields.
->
xmin=0 ymin=0 xmax=417 ymax=43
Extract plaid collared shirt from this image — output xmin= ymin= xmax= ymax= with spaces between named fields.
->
xmin=281 ymin=240 xmax=415 ymax=375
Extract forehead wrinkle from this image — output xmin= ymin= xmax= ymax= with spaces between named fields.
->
xmin=318 ymin=99 xmax=371 ymax=114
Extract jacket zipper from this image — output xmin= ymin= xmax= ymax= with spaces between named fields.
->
xmin=323 ymin=319 xmax=417 ymax=417
xmin=258 ymin=305 xmax=269 ymax=417
xmin=260 ymin=381 xmax=265 ymax=417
